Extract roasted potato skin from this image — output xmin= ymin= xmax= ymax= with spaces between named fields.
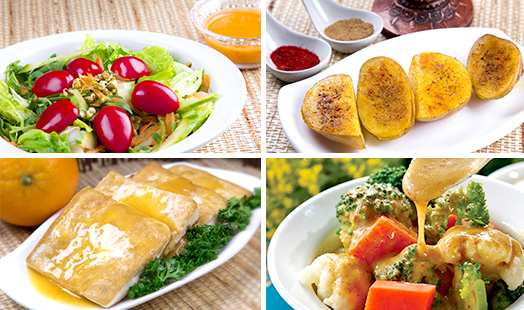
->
xmin=301 ymin=74 xmax=365 ymax=149
xmin=409 ymin=52 xmax=472 ymax=121
xmin=356 ymin=56 xmax=415 ymax=140
xmin=467 ymin=34 xmax=523 ymax=99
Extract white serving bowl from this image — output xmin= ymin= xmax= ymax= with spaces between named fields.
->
xmin=267 ymin=174 xmax=524 ymax=310
xmin=0 ymin=30 xmax=246 ymax=153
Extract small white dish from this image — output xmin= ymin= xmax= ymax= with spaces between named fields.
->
xmin=301 ymin=0 xmax=383 ymax=54
xmin=0 ymin=162 xmax=261 ymax=310
xmin=489 ymin=161 xmax=524 ymax=191
xmin=266 ymin=12 xmax=332 ymax=83
xmin=0 ymin=30 xmax=247 ymax=153
xmin=267 ymin=174 xmax=524 ymax=310
xmin=278 ymin=27 xmax=524 ymax=154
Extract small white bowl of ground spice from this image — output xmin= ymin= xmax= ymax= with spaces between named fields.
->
xmin=302 ymin=0 xmax=383 ymax=53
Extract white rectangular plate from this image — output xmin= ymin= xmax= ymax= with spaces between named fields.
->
xmin=0 ymin=162 xmax=261 ymax=310
xmin=278 ymin=27 xmax=524 ymax=154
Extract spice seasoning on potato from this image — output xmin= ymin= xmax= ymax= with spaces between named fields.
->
xmin=409 ymin=52 xmax=472 ymax=121
xmin=324 ymin=18 xmax=374 ymax=41
xmin=467 ymin=34 xmax=523 ymax=99
xmin=301 ymin=74 xmax=365 ymax=149
xmin=357 ymin=57 xmax=415 ymax=140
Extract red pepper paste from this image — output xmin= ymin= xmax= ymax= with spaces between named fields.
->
xmin=270 ymin=45 xmax=320 ymax=71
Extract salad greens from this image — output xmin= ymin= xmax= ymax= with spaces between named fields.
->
xmin=127 ymin=188 xmax=261 ymax=298
xmin=0 ymin=34 xmax=219 ymax=153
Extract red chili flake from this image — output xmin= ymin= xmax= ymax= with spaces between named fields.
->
xmin=270 ymin=45 xmax=320 ymax=71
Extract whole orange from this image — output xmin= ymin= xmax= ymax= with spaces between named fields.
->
xmin=0 ymin=158 xmax=79 ymax=226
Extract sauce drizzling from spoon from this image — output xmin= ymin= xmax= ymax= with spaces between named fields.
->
xmin=402 ymin=158 xmax=490 ymax=253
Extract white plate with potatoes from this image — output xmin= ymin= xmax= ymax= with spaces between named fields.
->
xmin=278 ymin=27 xmax=524 ymax=154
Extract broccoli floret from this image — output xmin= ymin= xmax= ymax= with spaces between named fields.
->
xmin=336 ymin=183 xmax=415 ymax=232
xmin=366 ymin=166 xmax=407 ymax=191
xmin=425 ymin=181 xmax=490 ymax=244
xmin=489 ymin=280 xmax=524 ymax=310
xmin=455 ymin=261 xmax=488 ymax=310
xmin=374 ymin=244 xmax=441 ymax=286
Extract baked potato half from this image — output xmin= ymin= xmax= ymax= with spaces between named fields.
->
xmin=357 ymin=56 xmax=415 ymax=140
xmin=409 ymin=52 xmax=472 ymax=121
xmin=467 ymin=34 xmax=523 ymax=99
xmin=301 ymin=74 xmax=365 ymax=149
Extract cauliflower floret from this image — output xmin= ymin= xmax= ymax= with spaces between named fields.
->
xmin=437 ymin=225 xmax=524 ymax=290
xmin=300 ymin=253 xmax=372 ymax=310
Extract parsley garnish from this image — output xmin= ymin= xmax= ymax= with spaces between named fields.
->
xmin=128 ymin=188 xmax=261 ymax=298
xmin=455 ymin=182 xmax=490 ymax=227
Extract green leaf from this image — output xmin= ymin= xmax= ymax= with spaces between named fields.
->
xmin=19 ymin=47 xmax=96 ymax=74
xmin=127 ymin=188 xmax=260 ymax=298
xmin=137 ymin=46 xmax=174 ymax=75
xmin=80 ymin=33 xmax=97 ymax=50
xmin=0 ymin=79 xmax=36 ymax=124
xmin=152 ymin=132 xmax=162 ymax=145
xmin=456 ymin=181 xmax=490 ymax=227
xmin=104 ymin=100 xmax=133 ymax=115
xmin=27 ymin=60 xmax=66 ymax=86
xmin=17 ymin=129 xmax=71 ymax=153
xmin=71 ymin=89 xmax=89 ymax=116
xmin=177 ymin=92 xmax=219 ymax=113
xmin=72 ymin=118 xmax=93 ymax=133
xmin=172 ymin=68 xmax=204 ymax=98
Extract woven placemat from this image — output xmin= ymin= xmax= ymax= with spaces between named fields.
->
xmin=0 ymin=0 xmax=261 ymax=153
xmin=266 ymin=0 xmax=524 ymax=153
xmin=0 ymin=159 xmax=261 ymax=310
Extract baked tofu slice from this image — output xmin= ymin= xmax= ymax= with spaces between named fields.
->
xmin=95 ymin=172 xmax=199 ymax=258
xmin=131 ymin=162 xmax=227 ymax=225
xmin=168 ymin=164 xmax=252 ymax=200
xmin=26 ymin=187 xmax=171 ymax=308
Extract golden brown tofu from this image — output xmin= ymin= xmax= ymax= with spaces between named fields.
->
xmin=168 ymin=164 xmax=252 ymax=200
xmin=95 ymin=172 xmax=199 ymax=258
xmin=26 ymin=188 xmax=171 ymax=308
xmin=131 ymin=162 xmax=227 ymax=225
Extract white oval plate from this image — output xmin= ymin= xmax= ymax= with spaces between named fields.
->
xmin=0 ymin=30 xmax=247 ymax=153
xmin=0 ymin=162 xmax=261 ymax=310
xmin=267 ymin=174 xmax=524 ymax=310
xmin=278 ymin=28 xmax=524 ymax=154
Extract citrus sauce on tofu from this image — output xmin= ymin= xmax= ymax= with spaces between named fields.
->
xmin=27 ymin=267 xmax=96 ymax=308
xmin=402 ymin=158 xmax=489 ymax=255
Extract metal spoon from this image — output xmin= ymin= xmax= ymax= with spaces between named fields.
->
xmin=266 ymin=11 xmax=332 ymax=83
xmin=301 ymin=0 xmax=383 ymax=53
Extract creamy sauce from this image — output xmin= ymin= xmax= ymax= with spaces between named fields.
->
xmin=27 ymin=267 xmax=96 ymax=308
xmin=403 ymin=158 xmax=489 ymax=253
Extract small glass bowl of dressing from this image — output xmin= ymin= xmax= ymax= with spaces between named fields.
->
xmin=191 ymin=0 xmax=261 ymax=69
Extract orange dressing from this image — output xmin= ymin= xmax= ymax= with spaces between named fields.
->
xmin=27 ymin=267 xmax=96 ymax=308
xmin=204 ymin=9 xmax=261 ymax=64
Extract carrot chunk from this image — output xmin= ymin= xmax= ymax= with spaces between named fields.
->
xmin=365 ymin=280 xmax=436 ymax=310
xmin=348 ymin=215 xmax=417 ymax=265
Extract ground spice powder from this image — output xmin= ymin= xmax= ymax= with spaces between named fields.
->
xmin=324 ymin=18 xmax=374 ymax=41
xmin=270 ymin=46 xmax=320 ymax=71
